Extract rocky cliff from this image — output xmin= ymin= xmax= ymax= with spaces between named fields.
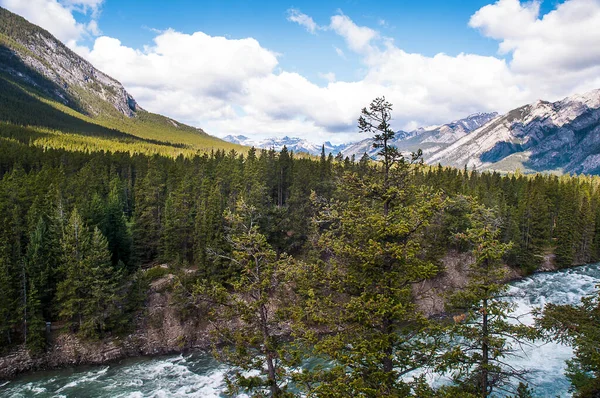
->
xmin=0 ymin=6 xmax=140 ymax=118
xmin=428 ymin=89 xmax=600 ymax=174
xmin=0 ymin=271 xmax=210 ymax=380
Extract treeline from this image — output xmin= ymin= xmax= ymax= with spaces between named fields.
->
xmin=1 ymin=106 xmax=600 ymax=395
xmin=420 ymin=165 xmax=600 ymax=272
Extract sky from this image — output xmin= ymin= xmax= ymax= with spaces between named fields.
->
xmin=2 ymin=0 xmax=600 ymax=144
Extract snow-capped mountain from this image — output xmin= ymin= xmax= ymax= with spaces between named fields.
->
xmin=221 ymin=135 xmax=347 ymax=156
xmin=427 ymin=89 xmax=600 ymax=174
xmin=342 ymin=112 xmax=498 ymax=160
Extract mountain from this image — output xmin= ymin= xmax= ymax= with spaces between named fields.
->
xmin=427 ymin=89 xmax=600 ymax=174
xmin=0 ymin=6 xmax=242 ymax=155
xmin=341 ymin=112 xmax=498 ymax=160
xmin=222 ymin=135 xmax=347 ymax=156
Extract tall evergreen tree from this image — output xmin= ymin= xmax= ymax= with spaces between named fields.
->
xmin=101 ymin=177 xmax=132 ymax=269
xmin=440 ymin=204 xmax=539 ymax=397
xmin=80 ymin=227 xmax=122 ymax=338
xmin=57 ymin=209 xmax=88 ymax=332
xmin=194 ymin=200 xmax=297 ymax=397
xmin=57 ymin=209 xmax=122 ymax=337
xmin=295 ymin=98 xmax=445 ymax=396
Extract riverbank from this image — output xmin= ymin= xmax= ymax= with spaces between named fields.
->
xmin=0 ymin=271 xmax=212 ymax=380
xmin=4 ymin=263 xmax=599 ymax=397
xmin=0 ymin=251 xmax=562 ymax=381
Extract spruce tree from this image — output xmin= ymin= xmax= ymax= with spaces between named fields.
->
xmin=194 ymin=200 xmax=297 ymax=398
xmin=57 ymin=209 xmax=88 ymax=332
xmin=25 ymin=281 xmax=46 ymax=354
xmin=80 ymin=227 xmax=122 ymax=339
xmin=440 ymin=204 xmax=539 ymax=397
xmin=295 ymin=98 xmax=445 ymax=396
xmin=101 ymin=177 xmax=132 ymax=269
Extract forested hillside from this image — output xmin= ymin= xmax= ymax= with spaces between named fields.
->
xmin=2 ymin=95 xmax=600 ymax=395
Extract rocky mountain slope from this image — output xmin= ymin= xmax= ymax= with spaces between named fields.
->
xmin=342 ymin=112 xmax=498 ymax=160
xmin=428 ymin=89 xmax=600 ymax=174
xmin=0 ymin=6 xmax=241 ymax=154
xmin=222 ymin=135 xmax=346 ymax=155
xmin=0 ymin=7 xmax=139 ymax=118
xmin=222 ymin=113 xmax=498 ymax=158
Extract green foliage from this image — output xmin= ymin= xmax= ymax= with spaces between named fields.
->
xmin=193 ymin=200 xmax=299 ymax=398
xmin=56 ymin=209 xmax=123 ymax=339
xmin=289 ymin=98 xmax=446 ymax=397
xmin=25 ymin=282 xmax=46 ymax=354
xmin=440 ymin=203 xmax=540 ymax=397
xmin=144 ymin=266 xmax=171 ymax=282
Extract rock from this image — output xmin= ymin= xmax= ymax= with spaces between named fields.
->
xmin=0 ymin=275 xmax=210 ymax=380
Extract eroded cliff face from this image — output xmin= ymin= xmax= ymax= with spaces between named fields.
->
xmin=412 ymin=250 xmax=549 ymax=317
xmin=0 ymin=274 xmax=209 ymax=380
xmin=0 ymin=252 xmax=561 ymax=380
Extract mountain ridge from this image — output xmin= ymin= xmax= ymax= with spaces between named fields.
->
xmin=341 ymin=112 xmax=499 ymax=160
xmin=221 ymin=135 xmax=347 ymax=156
xmin=428 ymin=88 xmax=600 ymax=174
xmin=0 ymin=6 xmax=139 ymax=118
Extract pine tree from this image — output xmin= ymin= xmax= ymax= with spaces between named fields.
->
xmin=194 ymin=200 xmax=297 ymax=397
xmin=195 ymin=180 xmax=227 ymax=279
xmin=555 ymin=182 xmax=579 ymax=268
xmin=162 ymin=174 xmax=195 ymax=263
xmin=57 ymin=209 xmax=88 ymax=332
xmin=295 ymin=98 xmax=445 ymax=396
xmin=80 ymin=227 xmax=122 ymax=339
xmin=25 ymin=281 xmax=46 ymax=354
xmin=132 ymin=158 xmax=166 ymax=265
xmin=440 ymin=204 xmax=539 ymax=397
xmin=25 ymin=215 xmax=60 ymax=320
xmin=57 ymin=209 xmax=122 ymax=338
xmin=0 ymin=240 xmax=18 ymax=346
xmin=101 ymin=177 xmax=132 ymax=269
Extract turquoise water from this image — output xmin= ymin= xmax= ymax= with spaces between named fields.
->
xmin=2 ymin=263 xmax=600 ymax=397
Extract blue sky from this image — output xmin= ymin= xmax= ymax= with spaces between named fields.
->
xmin=2 ymin=0 xmax=599 ymax=144
xmin=88 ymin=0 xmax=504 ymax=83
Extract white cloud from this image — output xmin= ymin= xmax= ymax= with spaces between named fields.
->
xmin=89 ymin=31 xmax=278 ymax=97
xmin=86 ymin=19 xmax=101 ymax=36
xmin=329 ymin=13 xmax=378 ymax=54
xmin=5 ymin=0 xmax=600 ymax=145
xmin=469 ymin=0 xmax=600 ymax=99
xmin=287 ymin=8 xmax=319 ymax=34
xmin=319 ymin=72 xmax=336 ymax=83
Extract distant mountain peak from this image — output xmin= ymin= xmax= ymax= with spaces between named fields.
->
xmin=220 ymin=135 xmax=348 ymax=156
xmin=342 ymin=112 xmax=499 ymax=160
xmin=427 ymin=88 xmax=600 ymax=174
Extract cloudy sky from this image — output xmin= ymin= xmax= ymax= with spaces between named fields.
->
xmin=2 ymin=0 xmax=600 ymax=144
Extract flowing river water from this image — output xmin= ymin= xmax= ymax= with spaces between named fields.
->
xmin=2 ymin=263 xmax=600 ymax=397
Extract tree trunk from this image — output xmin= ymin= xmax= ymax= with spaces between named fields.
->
xmin=260 ymin=304 xmax=281 ymax=397
xmin=482 ymin=297 xmax=489 ymax=398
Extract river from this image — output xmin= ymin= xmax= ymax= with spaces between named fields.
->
xmin=2 ymin=263 xmax=600 ymax=397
